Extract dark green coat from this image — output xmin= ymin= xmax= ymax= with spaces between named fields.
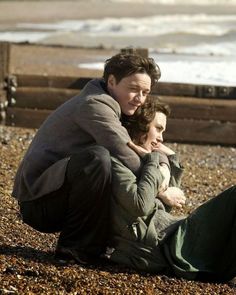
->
xmin=109 ymin=152 xmax=184 ymax=273
xmin=109 ymin=152 xmax=236 ymax=281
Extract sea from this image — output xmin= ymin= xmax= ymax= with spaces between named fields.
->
xmin=0 ymin=0 xmax=236 ymax=86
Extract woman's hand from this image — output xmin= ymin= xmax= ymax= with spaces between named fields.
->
xmin=158 ymin=187 xmax=186 ymax=208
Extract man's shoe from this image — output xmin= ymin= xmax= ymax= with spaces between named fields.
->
xmin=54 ymin=245 xmax=89 ymax=265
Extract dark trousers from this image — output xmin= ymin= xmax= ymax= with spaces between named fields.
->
xmin=20 ymin=145 xmax=112 ymax=256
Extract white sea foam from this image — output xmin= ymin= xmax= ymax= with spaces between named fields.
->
xmin=16 ymin=22 xmax=85 ymax=32
xmin=175 ymin=42 xmax=236 ymax=56
xmin=158 ymin=60 xmax=236 ymax=86
xmin=0 ymin=31 xmax=52 ymax=43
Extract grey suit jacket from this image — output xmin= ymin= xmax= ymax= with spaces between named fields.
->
xmin=12 ymin=79 xmax=141 ymax=202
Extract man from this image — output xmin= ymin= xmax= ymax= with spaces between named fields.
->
xmin=12 ymin=53 xmax=161 ymax=264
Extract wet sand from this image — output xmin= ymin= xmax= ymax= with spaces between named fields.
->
xmin=1 ymin=0 xmax=236 ymax=26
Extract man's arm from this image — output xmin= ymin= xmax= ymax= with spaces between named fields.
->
xmin=75 ymin=96 xmax=141 ymax=174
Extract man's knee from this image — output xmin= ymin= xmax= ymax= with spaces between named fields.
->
xmin=68 ymin=146 xmax=111 ymax=182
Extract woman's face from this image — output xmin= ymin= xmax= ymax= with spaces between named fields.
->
xmin=141 ymin=111 xmax=167 ymax=152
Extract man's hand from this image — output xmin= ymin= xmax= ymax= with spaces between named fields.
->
xmin=152 ymin=143 xmax=175 ymax=156
xmin=128 ymin=141 xmax=176 ymax=158
xmin=128 ymin=141 xmax=150 ymax=158
xmin=158 ymin=187 xmax=186 ymax=208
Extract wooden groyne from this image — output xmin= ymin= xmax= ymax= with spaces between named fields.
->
xmin=0 ymin=42 xmax=236 ymax=145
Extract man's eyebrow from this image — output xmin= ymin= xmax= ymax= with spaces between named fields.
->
xmin=129 ymin=84 xmax=150 ymax=90
xmin=129 ymin=83 xmax=140 ymax=87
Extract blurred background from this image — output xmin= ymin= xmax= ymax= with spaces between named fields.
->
xmin=0 ymin=0 xmax=236 ymax=85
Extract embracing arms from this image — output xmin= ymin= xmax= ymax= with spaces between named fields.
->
xmin=75 ymin=95 xmax=141 ymax=174
xmin=111 ymin=152 xmax=164 ymax=218
xmin=128 ymin=141 xmax=186 ymax=209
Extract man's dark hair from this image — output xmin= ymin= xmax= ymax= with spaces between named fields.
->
xmin=122 ymin=96 xmax=170 ymax=144
xmin=103 ymin=53 xmax=161 ymax=89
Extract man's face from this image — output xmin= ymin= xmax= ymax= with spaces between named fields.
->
xmin=107 ymin=73 xmax=151 ymax=115
xmin=141 ymin=111 xmax=167 ymax=152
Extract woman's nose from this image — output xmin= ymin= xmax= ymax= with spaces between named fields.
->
xmin=157 ymin=134 xmax=163 ymax=143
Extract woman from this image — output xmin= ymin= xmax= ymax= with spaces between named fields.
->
xmin=107 ymin=97 xmax=236 ymax=285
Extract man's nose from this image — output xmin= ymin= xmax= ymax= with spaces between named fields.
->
xmin=135 ymin=92 xmax=144 ymax=102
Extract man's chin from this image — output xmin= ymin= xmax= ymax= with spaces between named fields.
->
xmin=123 ymin=109 xmax=137 ymax=116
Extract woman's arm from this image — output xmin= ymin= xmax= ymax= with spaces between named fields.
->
xmin=127 ymin=141 xmax=186 ymax=209
xmin=153 ymin=143 xmax=186 ymax=208
xmin=157 ymin=146 xmax=186 ymax=208
xmin=128 ymin=141 xmax=171 ymax=192
xmin=111 ymin=152 xmax=164 ymax=218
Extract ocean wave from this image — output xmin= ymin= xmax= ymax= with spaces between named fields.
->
xmin=1 ymin=14 xmax=236 ymax=56
xmin=16 ymin=14 xmax=236 ymax=37
xmin=156 ymin=41 xmax=236 ymax=56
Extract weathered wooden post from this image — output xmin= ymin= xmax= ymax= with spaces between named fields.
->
xmin=0 ymin=42 xmax=10 ymax=125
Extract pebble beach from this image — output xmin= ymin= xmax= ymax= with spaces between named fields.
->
xmin=0 ymin=0 xmax=236 ymax=294
xmin=0 ymin=125 xmax=235 ymax=294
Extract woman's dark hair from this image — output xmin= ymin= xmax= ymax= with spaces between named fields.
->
xmin=103 ymin=53 xmax=161 ymax=89
xmin=122 ymin=96 xmax=170 ymax=144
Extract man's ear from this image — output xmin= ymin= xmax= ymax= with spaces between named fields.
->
xmin=107 ymin=74 xmax=116 ymax=88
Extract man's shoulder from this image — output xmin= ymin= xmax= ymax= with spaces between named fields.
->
xmin=79 ymin=92 xmax=120 ymax=117
xmin=82 ymin=78 xmax=119 ymax=106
